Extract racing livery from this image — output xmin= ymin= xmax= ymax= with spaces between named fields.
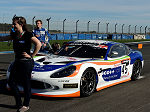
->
xmin=7 ymin=40 xmax=144 ymax=97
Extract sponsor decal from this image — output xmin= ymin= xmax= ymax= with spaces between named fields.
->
xmin=40 ymin=31 xmax=45 ymax=34
xmin=33 ymin=62 xmax=65 ymax=72
xmin=58 ymin=80 xmax=70 ymax=82
xmin=99 ymin=67 xmax=121 ymax=81
xmin=19 ymin=41 xmax=25 ymax=43
xmin=63 ymin=83 xmax=78 ymax=88
xmin=69 ymin=42 xmax=99 ymax=46
xmin=98 ymin=59 xmax=130 ymax=81
xmin=67 ymin=57 xmax=77 ymax=61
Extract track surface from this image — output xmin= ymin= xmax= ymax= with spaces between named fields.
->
xmin=0 ymin=44 xmax=150 ymax=112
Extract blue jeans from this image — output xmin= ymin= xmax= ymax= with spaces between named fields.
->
xmin=8 ymin=58 xmax=34 ymax=108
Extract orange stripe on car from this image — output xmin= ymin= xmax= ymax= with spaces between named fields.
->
xmin=88 ymin=58 xmax=131 ymax=65
xmin=7 ymin=87 xmax=80 ymax=97
xmin=97 ymin=78 xmax=131 ymax=91
xmin=32 ymin=91 xmax=80 ymax=97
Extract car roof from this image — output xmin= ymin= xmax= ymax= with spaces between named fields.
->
xmin=72 ymin=40 xmax=118 ymax=46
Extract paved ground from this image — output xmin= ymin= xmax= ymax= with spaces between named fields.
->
xmin=0 ymin=44 xmax=150 ymax=112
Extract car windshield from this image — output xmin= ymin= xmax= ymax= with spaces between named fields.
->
xmin=56 ymin=44 xmax=108 ymax=58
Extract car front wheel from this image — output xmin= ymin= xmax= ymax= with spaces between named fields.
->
xmin=80 ymin=68 xmax=96 ymax=97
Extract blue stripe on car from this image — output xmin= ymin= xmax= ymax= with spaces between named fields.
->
xmin=33 ymin=59 xmax=95 ymax=72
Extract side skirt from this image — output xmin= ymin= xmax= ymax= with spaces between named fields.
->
xmin=96 ymin=78 xmax=131 ymax=91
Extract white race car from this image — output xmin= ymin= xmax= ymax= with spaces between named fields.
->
xmin=7 ymin=40 xmax=144 ymax=97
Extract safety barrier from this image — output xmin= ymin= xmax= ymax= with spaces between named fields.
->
xmin=50 ymin=33 xmax=135 ymax=40
xmin=1 ymin=33 xmax=150 ymax=40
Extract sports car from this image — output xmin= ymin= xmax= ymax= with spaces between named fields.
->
xmin=7 ymin=40 xmax=144 ymax=97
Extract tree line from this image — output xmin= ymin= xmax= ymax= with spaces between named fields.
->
xmin=0 ymin=23 xmax=33 ymax=32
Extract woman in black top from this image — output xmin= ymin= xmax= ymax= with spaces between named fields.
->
xmin=0 ymin=16 xmax=41 ymax=112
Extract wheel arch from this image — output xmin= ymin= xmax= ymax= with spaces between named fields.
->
xmin=129 ymin=50 xmax=143 ymax=65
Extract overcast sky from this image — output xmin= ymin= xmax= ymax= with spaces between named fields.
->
xmin=0 ymin=0 xmax=150 ymax=32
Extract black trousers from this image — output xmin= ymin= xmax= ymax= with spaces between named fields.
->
xmin=8 ymin=58 xmax=34 ymax=107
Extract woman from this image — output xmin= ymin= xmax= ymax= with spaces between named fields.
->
xmin=0 ymin=16 xmax=41 ymax=112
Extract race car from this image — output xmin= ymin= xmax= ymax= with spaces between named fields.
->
xmin=7 ymin=40 xmax=144 ymax=97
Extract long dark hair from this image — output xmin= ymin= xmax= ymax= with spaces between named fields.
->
xmin=12 ymin=16 xmax=29 ymax=32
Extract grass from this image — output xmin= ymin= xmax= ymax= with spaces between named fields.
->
xmin=0 ymin=39 xmax=150 ymax=51
xmin=0 ymin=42 xmax=13 ymax=51
xmin=0 ymin=40 xmax=71 ymax=51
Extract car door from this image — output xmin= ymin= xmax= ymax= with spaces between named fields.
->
xmin=106 ymin=44 xmax=131 ymax=81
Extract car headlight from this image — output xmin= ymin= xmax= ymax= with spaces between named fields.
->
xmin=50 ymin=66 xmax=76 ymax=78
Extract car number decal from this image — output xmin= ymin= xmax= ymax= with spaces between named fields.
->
xmin=121 ymin=59 xmax=130 ymax=77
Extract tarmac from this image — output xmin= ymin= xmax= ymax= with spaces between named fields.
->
xmin=0 ymin=43 xmax=150 ymax=112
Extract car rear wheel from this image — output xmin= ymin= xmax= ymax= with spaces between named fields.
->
xmin=80 ymin=68 xmax=96 ymax=97
xmin=131 ymin=60 xmax=142 ymax=81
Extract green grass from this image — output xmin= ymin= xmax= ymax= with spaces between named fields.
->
xmin=0 ymin=42 xmax=13 ymax=51
xmin=0 ymin=39 xmax=150 ymax=51
xmin=0 ymin=40 xmax=71 ymax=51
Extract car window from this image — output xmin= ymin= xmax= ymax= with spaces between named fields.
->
xmin=57 ymin=45 xmax=107 ymax=58
xmin=125 ymin=45 xmax=131 ymax=55
xmin=70 ymin=46 xmax=107 ymax=58
xmin=109 ymin=44 xmax=126 ymax=58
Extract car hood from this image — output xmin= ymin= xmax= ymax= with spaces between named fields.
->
xmin=33 ymin=55 xmax=94 ymax=72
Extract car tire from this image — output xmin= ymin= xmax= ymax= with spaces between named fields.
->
xmin=80 ymin=68 xmax=96 ymax=97
xmin=131 ymin=60 xmax=142 ymax=81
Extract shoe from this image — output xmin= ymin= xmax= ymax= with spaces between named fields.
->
xmin=17 ymin=106 xmax=29 ymax=112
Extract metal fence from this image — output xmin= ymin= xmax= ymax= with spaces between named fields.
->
xmin=0 ymin=15 xmax=150 ymax=35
